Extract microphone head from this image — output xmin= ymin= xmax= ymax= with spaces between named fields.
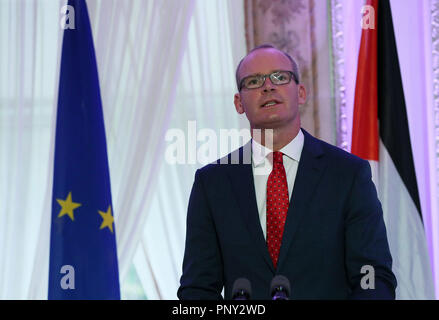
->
xmin=232 ymin=278 xmax=252 ymax=300
xmin=270 ymin=275 xmax=291 ymax=300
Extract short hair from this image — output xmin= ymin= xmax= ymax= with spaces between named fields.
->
xmin=235 ymin=44 xmax=300 ymax=91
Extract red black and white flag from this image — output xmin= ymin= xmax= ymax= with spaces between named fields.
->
xmin=351 ymin=0 xmax=434 ymax=299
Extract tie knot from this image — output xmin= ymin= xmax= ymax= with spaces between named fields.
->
xmin=272 ymin=151 xmax=283 ymax=164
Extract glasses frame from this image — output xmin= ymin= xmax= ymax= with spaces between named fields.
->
xmin=238 ymin=70 xmax=298 ymax=91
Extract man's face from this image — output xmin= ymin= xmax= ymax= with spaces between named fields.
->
xmin=234 ymin=48 xmax=306 ymax=130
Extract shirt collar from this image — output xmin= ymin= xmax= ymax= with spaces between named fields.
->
xmin=252 ymin=128 xmax=304 ymax=167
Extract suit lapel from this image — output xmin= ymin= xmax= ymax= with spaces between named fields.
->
xmin=277 ymin=130 xmax=327 ymax=270
xmin=225 ymin=142 xmax=275 ymax=273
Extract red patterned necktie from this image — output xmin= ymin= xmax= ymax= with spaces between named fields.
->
xmin=266 ymin=151 xmax=289 ymax=269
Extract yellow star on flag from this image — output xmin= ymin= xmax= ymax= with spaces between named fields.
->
xmin=98 ymin=205 xmax=114 ymax=233
xmin=57 ymin=192 xmax=82 ymax=221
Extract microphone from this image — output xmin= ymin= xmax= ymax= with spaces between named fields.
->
xmin=270 ymin=275 xmax=291 ymax=300
xmin=232 ymin=278 xmax=252 ymax=300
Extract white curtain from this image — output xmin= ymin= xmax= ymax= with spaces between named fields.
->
xmin=87 ymin=0 xmax=196 ymax=297
xmin=0 ymin=0 xmax=62 ymax=299
xmin=131 ymin=0 xmax=247 ymax=299
xmin=0 ymin=0 xmax=197 ymax=299
xmin=0 ymin=0 xmax=246 ymax=299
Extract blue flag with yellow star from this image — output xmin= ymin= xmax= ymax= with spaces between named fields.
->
xmin=49 ymin=0 xmax=120 ymax=299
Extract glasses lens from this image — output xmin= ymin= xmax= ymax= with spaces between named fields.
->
xmin=270 ymin=71 xmax=292 ymax=85
xmin=242 ymin=75 xmax=264 ymax=89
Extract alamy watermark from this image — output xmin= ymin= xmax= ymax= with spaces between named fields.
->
xmin=60 ymin=5 xmax=75 ymax=30
xmin=165 ymin=121 xmax=273 ymax=175
xmin=60 ymin=264 xmax=75 ymax=290
xmin=360 ymin=265 xmax=375 ymax=290
xmin=361 ymin=5 xmax=375 ymax=30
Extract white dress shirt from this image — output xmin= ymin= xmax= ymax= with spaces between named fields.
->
xmin=251 ymin=129 xmax=304 ymax=240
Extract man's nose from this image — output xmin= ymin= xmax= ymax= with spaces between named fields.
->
xmin=262 ymin=77 xmax=276 ymax=92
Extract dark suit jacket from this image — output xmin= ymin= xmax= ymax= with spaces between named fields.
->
xmin=178 ymin=129 xmax=397 ymax=300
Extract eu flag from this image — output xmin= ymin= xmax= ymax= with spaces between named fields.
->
xmin=48 ymin=0 xmax=120 ymax=299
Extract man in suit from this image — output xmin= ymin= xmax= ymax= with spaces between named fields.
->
xmin=177 ymin=45 xmax=397 ymax=299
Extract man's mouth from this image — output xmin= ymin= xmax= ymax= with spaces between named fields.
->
xmin=261 ymin=100 xmax=281 ymax=108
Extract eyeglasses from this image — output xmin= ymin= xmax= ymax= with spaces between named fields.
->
xmin=239 ymin=70 xmax=298 ymax=91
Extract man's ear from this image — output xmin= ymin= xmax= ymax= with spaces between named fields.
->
xmin=234 ymin=93 xmax=245 ymax=114
xmin=298 ymin=84 xmax=307 ymax=104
